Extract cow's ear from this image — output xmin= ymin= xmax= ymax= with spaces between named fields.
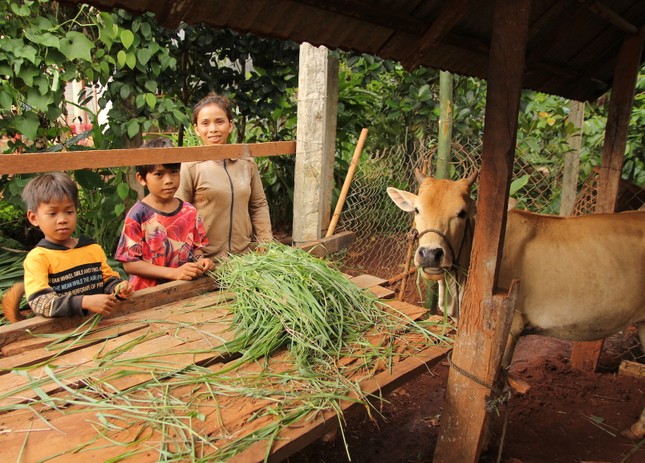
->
xmin=387 ymin=187 xmax=417 ymax=212
xmin=414 ymin=168 xmax=427 ymax=184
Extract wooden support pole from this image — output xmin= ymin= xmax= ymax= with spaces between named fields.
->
xmin=434 ymin=0 xmax=531 ymax=461
xmin=560 ymin=100 xmax=584 ymax=216
xmin=325 ymin=128 xmax=368 ymax=237
xmin=571 ymin=26 xmax=644 ymax=371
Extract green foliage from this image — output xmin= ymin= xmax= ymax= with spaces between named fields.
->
xmin=82 ymin=10 xmax=188 ymax=147
xmin=0 ymin=2 xmax=642 ymax=249
xmin=0 ymin=1 xmax=92 ymax=151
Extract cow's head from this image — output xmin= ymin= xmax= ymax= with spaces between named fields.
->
xmin=387 ymin=171 xmax=477 ymax=280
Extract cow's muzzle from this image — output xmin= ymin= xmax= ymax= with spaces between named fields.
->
xmin=413 ymin=228 xmax=456 ymax=280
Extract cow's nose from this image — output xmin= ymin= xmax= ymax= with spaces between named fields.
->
xmin=417 ymin=247 xmax=444 ymax=267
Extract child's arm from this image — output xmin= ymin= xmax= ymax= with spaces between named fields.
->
xmin=24 ymin=252 xmax=87 ymax=318
xmin=123 ymin=260 xmax=207 ymax=282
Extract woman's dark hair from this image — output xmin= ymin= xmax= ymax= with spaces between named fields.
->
xmin=192 ymin=92 xmax=234 ymax=124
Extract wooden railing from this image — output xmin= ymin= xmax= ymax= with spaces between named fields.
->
xmin=0 ymin=141 xmax=297 ymax=175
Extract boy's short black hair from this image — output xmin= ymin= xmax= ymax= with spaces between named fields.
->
xmin=136 ymin=137 xmax=180 ymax=177
xmin=135 ymin=163 xmax=182 ymax=177
xmin=22 ymin=172 xmax=79 ymax=212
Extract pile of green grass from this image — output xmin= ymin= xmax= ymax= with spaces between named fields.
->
xmin=215 ymin=243 xmax=390 ymax=372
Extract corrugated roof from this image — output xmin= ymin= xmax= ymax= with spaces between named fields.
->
xmin=62 ymin=0 xmax=644 ymax=101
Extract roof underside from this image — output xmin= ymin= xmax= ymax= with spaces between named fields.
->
xmin=66 ymin=0 xmax=644 ymax=102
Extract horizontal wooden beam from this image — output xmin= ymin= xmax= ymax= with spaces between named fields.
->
xmin=577 ymin=0 xmax=638 ymax=34
xmin=296 ymin=230 xmax=355 ymax=257
xmin=0 ymin=141 xmax=296 ymax=175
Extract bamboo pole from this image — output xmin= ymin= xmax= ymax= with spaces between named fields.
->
xmin=325 ymin=128 xmax=368 ymax=238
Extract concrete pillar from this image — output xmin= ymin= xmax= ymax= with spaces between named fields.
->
xmin=292 ymin=42 xmax=339 ymax=244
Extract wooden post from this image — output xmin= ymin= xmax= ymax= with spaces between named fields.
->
xmin=571 ymin=27 xmax=644 ymax=371
xmin=433 ymin=0 xmax=531 ymax=461
xmin=293 ymin=43 xmax=339 ymax=244
xmin=559 ymin=100 xmax=584 ymax=216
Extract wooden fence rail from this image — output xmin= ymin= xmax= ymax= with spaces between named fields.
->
xmin=0 ymin=141 xmax=296 ymax=175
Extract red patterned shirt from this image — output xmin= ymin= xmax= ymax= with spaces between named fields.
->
xmin=115 ymin=200 xmax=208 ymax=290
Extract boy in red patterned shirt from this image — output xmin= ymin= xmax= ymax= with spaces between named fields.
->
xmin=115 ymin=138 xmax=214 ymax=291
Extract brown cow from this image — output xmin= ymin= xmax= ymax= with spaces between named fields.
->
xmin=387 ymin=171 xmax=645 ymax=439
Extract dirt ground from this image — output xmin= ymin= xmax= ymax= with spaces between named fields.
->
xmin=288 ymin=329 xmax=644 ymax=463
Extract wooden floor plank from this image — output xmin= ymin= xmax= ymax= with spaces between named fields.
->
xmin=350 ymin=274 xmax=388 ymax=288
xmin=229 ymin=346 xmax=450 ymax=463
xmin=0 ymin=278 xmax=219 ymax=348
xmin=0 ymin=303 xmax=234 ymax=407
xmin=0 ymin=275 xmax=454 ymax=463
xmin=0 ymin=290 xmax=229 ymax=370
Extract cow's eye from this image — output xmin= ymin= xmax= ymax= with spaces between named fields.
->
xmin=457 ymin=209 xmax=467 ymax=219
xmin=414 ymin=207 xmax=419 ymax=214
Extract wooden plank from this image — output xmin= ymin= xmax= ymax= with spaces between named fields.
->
xmin=0 ymin=141 xmax=296 ymax=175
xmin=403 ymin=0 xmax=477 ymax=69
xmin=0 ymin=277 xmax=218 ymax=348
xmin=618 ymin=360 xmax=645 ymax=379
xmin=434 ymin=0 xmax=531 ymax=461
xmin=0 ymin=282 xmax=409 ymax=407
xmin=296 ymin=230 xmax=355 ymax=257
xmin=231 ymin=345 xmax=450 ymax=463
xmin=0 ymin=297 xmax=449 ymax=463
xmin=0 ymin=304 xmax=235 ymax=408
xmin=350 ymin=274 xmax=388 ymax=288
xmin=368 ymin=285 xmax=395 ymax=299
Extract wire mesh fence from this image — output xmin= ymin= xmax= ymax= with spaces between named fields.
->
xmin=335 ymin=138 xmax=645 ymax=297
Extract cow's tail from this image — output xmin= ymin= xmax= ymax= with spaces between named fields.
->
xmin=2 ymin=282 xmax=26 ymax=323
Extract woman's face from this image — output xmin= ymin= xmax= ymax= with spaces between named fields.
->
xmin=194 ymin=103 xmax=234 ymax=145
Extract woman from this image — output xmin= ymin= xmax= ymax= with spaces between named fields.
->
xmin=177 ymin=93 xmax=273 ymax=259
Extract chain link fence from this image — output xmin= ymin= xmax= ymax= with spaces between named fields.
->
xmin=335 ymin=139 xmax=645 ymax=296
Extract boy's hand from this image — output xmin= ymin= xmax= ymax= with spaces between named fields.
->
xmin=172 ymin=262 xmax=206 ymax=281
xmin=114 ymin=281 xmax=134 ymax=299
xmin=82 ymin=294 xmax=118 ymax=316
xmin=198 ymin=256 xmax=215 ymax=272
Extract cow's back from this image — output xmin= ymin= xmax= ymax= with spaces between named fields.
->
xmin=498 ymin=210 xmax=645 ymax=341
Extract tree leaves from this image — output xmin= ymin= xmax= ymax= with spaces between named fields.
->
xmin=60 ymin=31 xmax=94 ymax=62
xmin=120 ymin=29 xmax=135 ymax=49
xmin=13 ymin=113 xmax=40 ymax=140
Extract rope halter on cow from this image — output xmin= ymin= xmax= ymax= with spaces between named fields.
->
xmin=410 ymin=218 xmax=472 ymax=272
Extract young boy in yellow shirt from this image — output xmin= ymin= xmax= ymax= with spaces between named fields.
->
xmin=4 ymin=172 xmax=133 ymax=321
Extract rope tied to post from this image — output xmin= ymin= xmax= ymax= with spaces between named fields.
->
xmin=446 ymin=350 xmax=511 ymax=411
xmin=446 ymin=350 xmax=512 ymax=463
